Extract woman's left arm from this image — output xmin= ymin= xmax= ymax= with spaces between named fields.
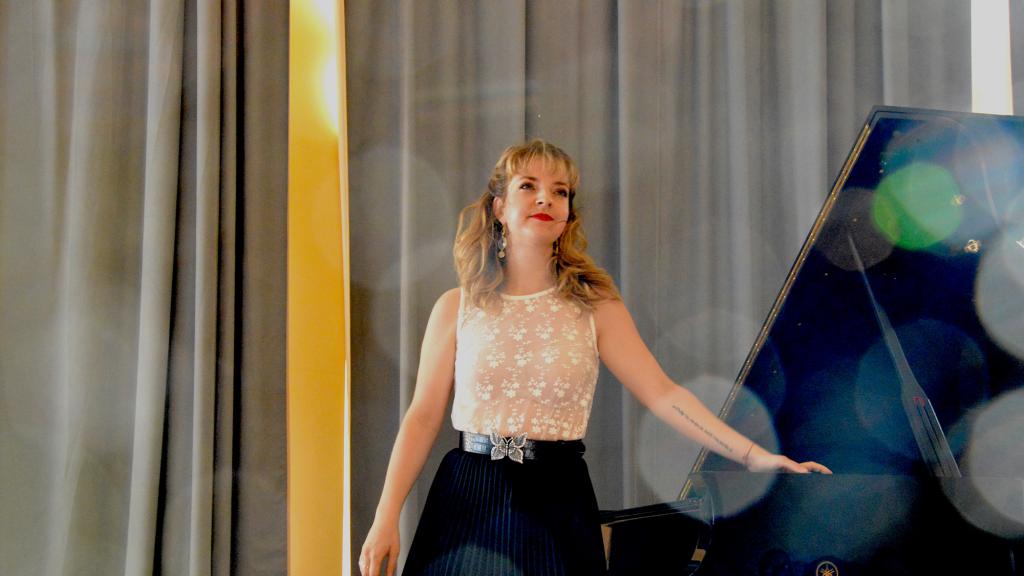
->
xmin=593 ymin=299 xmax=831 ymax=474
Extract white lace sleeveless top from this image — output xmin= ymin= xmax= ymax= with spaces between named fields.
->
xmin=451 ymin=286 xmax=600 ymax=440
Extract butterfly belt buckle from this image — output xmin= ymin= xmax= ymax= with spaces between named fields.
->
xmin=489 ymin=431 xmax=528 ymax=464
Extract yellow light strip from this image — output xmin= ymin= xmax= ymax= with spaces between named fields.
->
xmin=287 ymin=0 xmax=347 ymax=575
xmin=337 ymin=3 xmax=353 ymax=574
xmin=971 ymin=0 xmax=1014 ymax=114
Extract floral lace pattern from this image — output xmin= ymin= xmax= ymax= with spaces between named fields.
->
xmin=452 ymin=287 xmax=599 ymax=440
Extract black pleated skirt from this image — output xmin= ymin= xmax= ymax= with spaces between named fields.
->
xmin=402 ymin=443 xmax=607 ymax=576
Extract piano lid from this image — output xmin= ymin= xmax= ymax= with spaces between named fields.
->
xmin=689 ymin=106 xmax=1024 ymax=481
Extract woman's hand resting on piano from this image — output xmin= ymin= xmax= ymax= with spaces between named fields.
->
xmin=744 ymin=445 xmax=832 ymax=474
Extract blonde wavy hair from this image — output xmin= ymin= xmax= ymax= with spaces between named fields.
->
xmin=454 ymin=139 xmax=621 ymax=311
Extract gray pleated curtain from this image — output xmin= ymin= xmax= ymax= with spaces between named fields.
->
xmin=345 ymin=1 xmax=990 ymax=574
xmin=0 ymin=1 xmax=288 ymax=575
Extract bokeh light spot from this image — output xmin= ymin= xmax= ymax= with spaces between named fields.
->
xmin=944 ymin=389 xmax=1024 ymax=539
xmin=854 ymin=319 xmax=987 ymax=469
xmin=780 ymin=474 xmax=911 ymax=561
xmin=684 ymin=383 xmax=780 ymax=518
xmin=817 ymin=187 xmax=894 ymax=272
xmin=975 ymin=224 xmax=1024 ymax=360
xmin=426 ymin=545 xmax=522 ymax=576
xmin=872 ymin=163 xmax=963 ymax=250
xmin=637 ymin=374 xmax=738 ymax=504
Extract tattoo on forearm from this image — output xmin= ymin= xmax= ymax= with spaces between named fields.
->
xmin=672 ymin=404 xmax=733 ymax=453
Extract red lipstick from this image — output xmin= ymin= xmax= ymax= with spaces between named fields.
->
xmin=531 ymin=213 xmax=554 ymax=221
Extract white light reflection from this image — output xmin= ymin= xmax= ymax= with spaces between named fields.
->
xmin=298 ymin=0 xmax=340 ymax=136
xmin=975 ymin=223 xmax=1024 ymax=361
xmin=948 ymin=124 xmax=1022 ymax=248
xmin=946 ymin=389 xmax=1024 ymax=539
xmin=636 ymin=407 xmax=700 ymax=504
xmin=968 ymin=389 xmax=1024 ymax=478
xmin=320 ymin=55 xmax=340 ymax=136
xmin=654 ymin=376 xmax=780 ymax=518
xmin=637 ymin=374 xmax=738 ymax=504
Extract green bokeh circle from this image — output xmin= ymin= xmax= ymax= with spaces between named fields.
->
xmin=871 ymin=163 xmax=963 ymax=250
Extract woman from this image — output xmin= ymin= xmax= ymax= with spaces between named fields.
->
xmin=359 ymin=140 xmax=830 ymax=576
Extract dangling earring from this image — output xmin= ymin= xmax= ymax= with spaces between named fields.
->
xmin=498 ymin=224 xmax=507 ymax=260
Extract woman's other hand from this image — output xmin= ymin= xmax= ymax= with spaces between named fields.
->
xmin=359 ymin=518 xmax=400 ymax=576
xmin=746 ymin=447 xmax=832 ymax=475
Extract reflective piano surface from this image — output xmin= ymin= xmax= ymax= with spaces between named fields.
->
xmin=681 ymin=107 xmax=1024 ymax=575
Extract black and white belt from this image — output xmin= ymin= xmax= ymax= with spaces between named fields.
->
xmin=460 ymin=431 xmax=585 ymax=463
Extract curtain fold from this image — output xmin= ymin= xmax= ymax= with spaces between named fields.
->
xmin=191 ymin=0 xmax=221 ymax=572
xmin=232 ymin=1 xmax=289 ymax=573
xmin=213 ymin=1 xmax=240 ymax=573
xmin=347 ymin=1 xmax=975 ymax=573
xmin=125 ymin=0 xmax=185 ymax=572
xmin=0 ymin=1 xmax=287 ymax=575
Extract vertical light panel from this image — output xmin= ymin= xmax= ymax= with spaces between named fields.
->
xmin=288 ymin=0 xmax=349 ymax=575
xmin=971 ymin=0 xmax=1014 ymax=114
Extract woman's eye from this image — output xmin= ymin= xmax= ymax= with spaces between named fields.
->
xmin=520 ymin=182 xmax=534 ymax=190
xmin=557 ymin=190 xmax=569 ymax=197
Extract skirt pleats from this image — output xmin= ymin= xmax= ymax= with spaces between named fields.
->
xmin=402 ymin=446 xmax=606 ymax=576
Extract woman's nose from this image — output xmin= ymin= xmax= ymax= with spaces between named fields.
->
xmin=535 ymin=189 xmax=551 ymax=205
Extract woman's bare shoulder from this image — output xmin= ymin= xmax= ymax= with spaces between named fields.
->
xmin=432 ymin=287 xmax=462 ymax=324
xmin=437 ymin=287 xmax=461 ymax=305
xmin=591 ymin=296 xmax=629 ymax=334
xmin=591 ymin=293 xmax=625 ymax=315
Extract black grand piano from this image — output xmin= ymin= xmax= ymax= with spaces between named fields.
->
xmin=600 ymin=107 xmax=1024 ymax=575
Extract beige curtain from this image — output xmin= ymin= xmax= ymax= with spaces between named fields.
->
xmin=0 ymin=1 xmax=288 ymax=574
xmin=346 ymin=0 xmax=974 ymax=573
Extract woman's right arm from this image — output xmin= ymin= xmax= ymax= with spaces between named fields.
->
xmin=359 ymin=288 xmax=461 ymax=576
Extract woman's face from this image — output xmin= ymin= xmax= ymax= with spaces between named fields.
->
xmin=493 ymin=156 xmax=571 ymax=250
